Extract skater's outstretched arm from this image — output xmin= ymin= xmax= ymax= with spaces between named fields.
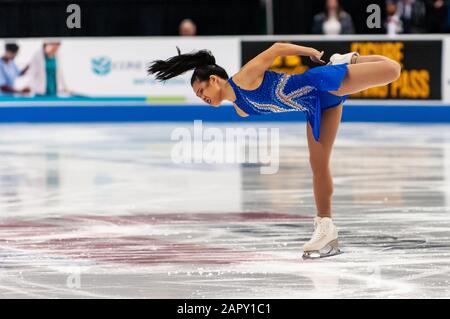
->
xmin=234 ymin=43 xmax=326 ymax=90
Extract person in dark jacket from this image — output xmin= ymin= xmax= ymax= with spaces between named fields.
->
xmin=396 ymin=0 xmax=427 ymax=33
xmin=425 ymin=0 xmax=448 ymax=33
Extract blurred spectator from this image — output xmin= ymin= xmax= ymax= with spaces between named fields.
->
xmin=312 ymin=0 xmax=355 ymax=35
xmin=385 ymin=1 xmax=403 ymax=34
xmin=179 ymin=19 xmax=197 ymax=36
xmin=425 ymin=0 xmax=448 ymax=32
xmin=396 ymin=0 xmax=427 ymax=33
xmin=0 ymin=43 xmax=30 ymax=96
xmin=27 ymin=42 xmax=69 ymax=96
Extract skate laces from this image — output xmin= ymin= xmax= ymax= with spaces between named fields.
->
xmin=313 ymin=219 xmax=319 ymax=229
xmin=313 ymin=216 xmax=322 ymax=229
xmin=310 ymin=220 xmax=331 ymax=242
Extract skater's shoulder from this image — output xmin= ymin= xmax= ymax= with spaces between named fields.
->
xmin=229 ymin=70 xmax=271 ymax=93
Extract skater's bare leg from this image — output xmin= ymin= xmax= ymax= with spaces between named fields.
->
xmin=306 ymin=103 xmax=343 ymax=218
xmin=351 ymin=54 xmax=393 ymax=64
xmin=329 ymin=57 xmax=401 ymax=96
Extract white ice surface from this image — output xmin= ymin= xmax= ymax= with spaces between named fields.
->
xmin=0 ymin=122 xmax=449 ymax=298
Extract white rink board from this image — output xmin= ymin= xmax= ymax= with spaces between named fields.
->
xmin=0 ymin=37 xmax=241 ymax=101
xmin=1 ymin=35 xmax=449 ymax=104
xmin=444 ymin=37 xmax=450 ymax=103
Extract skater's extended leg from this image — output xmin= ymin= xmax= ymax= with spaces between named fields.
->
xmin=329 ymin=58 xmax=401 ymax=96
xmin=352 ymin=54 xmax=394 ymax=64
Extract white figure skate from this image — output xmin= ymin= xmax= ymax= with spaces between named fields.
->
xmin=327 ymin=52 xmax=359 ymax=65
xmin=302 ymin=216 xmax=342 ymax=259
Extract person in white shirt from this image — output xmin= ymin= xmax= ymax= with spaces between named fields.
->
xmin=27 ymin=41 xmax=69 ymax=96
xmin=311 ymin=0 xmax=355 ymax=35
xmin=385 ymin=1 xmax=403 ymax=35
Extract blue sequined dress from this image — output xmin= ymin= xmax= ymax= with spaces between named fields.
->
xmin=228 ymin=64 xmax=349 ymax=142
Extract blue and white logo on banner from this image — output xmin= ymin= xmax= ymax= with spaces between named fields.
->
xmin=91 ymin=56 xmax=112 ymax=75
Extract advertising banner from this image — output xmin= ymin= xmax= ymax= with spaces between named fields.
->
xmin=242 ymin=40 xmax=443 ymax=100
xmin=0 ymin=37 xmax=241 ymax=103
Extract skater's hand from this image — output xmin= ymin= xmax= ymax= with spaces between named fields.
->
xmin=309 ymin=50 xmax=326 ymax=65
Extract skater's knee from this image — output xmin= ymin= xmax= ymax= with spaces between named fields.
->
xmin=391 ymin=60 xmax=401 ymax=80
xmin=385 ymin=60 xmax=401 ymax=82
xmin=309 ymin=155 xmax=330 ymax=176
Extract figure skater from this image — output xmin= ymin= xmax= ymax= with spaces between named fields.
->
xmin=147 ymin=42 xmax=401 ymax=258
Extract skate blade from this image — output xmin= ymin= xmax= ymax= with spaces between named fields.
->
xmin=302 ymin=239 xmax=342 ymax=260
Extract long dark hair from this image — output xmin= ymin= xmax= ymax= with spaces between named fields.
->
xmin=147 ymin=47 xmax=229 ymax=85
xmin=324 ymin=0 xmax=343 ymax=19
